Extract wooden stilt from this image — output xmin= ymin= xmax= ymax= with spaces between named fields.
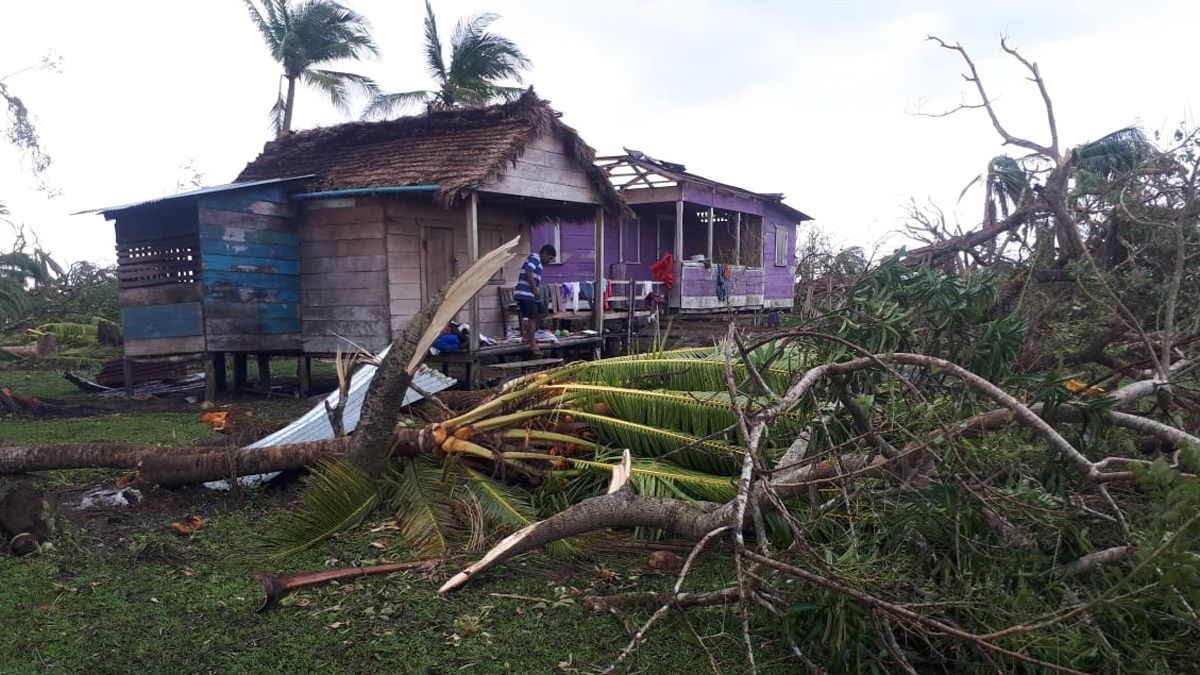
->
xmin=233 ymin=353 xmax=248 ymax=392
xmin=257 ymin=354 xmax=272 ymax=389
xmin=298 ymin=356 xmax=311 ymax=396
xmin=212 ymin=353 xmax=227 ymax=394
xmin=204 ymin=356 xmax=217 ymax=402
xmin=122 ymin=359 xmax=134 ymax=397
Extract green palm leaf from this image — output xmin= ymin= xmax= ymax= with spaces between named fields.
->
xmin=251 ymin=458 xmax=378 ymax=561
xmin=567 ymin=410 xmax=743 ymax=475
xmin=564 ymin=456 xmax=736 ymax=502
xmin=383 ymin=457 xmax=460 ymax=556
xmin=457 ymin=466 xmax=575 ymax=555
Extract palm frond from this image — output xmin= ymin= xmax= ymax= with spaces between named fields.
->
xmin=302 ymin=69 xmax=379 ymax=111
xmin=242 ymin=0 xmax=278 ymax=49
xmin=361 ymin=89 xmax=432 ymax=120
xmin=565 ymin=456 xmax=736 ymax=502
xmin=383 ymin=457 xmax=459 ymax=556
xmin=562 ymin=357 xmax=795 ymax=393
xmin=251 ymin=458 xmax=378 ymax=561
xmin=1073 ymin=127 xmax=1157 ymax=180
xmin=555 ymin=384 xmax=808 ymax=442
xmin=568 ymin=410 xmax=743 ymax=475
xmin=457 ymin=466 xmax=575 ymax=555
xmin=422 ymin=0 xmax=446 ymax=81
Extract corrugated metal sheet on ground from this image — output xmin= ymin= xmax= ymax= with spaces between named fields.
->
xmin=205 ymin=347 xmax=456 ymax=489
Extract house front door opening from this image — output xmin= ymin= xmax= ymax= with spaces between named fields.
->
xmin=422 ymin=226 xmax=456 ymax=302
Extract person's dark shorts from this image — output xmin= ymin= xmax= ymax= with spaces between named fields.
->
xmin=517 ymin=298 xmax=545 ymax=318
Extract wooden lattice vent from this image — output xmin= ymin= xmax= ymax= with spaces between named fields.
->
xmin=115 ymin=234 xmax=201 ymax=289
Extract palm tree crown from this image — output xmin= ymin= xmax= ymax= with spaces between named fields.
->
xmin=363 ymin=1 xmax=531 ymax=119
xmin=244 ymin=0 xmax=380 ymax=136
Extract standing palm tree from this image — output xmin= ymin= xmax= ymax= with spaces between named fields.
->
xmin=363 ymin=1 xmax=531 ymax=118
xmin=244 ymin=0 xmax=380 ymax=136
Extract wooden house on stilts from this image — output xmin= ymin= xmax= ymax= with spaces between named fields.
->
xmin=93 ymin=91 xmax=811 ymax=395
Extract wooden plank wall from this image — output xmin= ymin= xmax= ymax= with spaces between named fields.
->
xmin=383 ymin=197 xmax=526 ymax=341
xmin=300 ymin=197 xmax=391 ymax=354
xmin=484 ymin=133 xmax=603 ymax=205
xmin=197 ymin=186 xmax=302 ymax=352
xmin=113 ymin=203 xmax=207 ymax=357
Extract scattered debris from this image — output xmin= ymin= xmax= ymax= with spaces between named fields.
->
xmin=94 ymin=359 xmax=187 ymax=388
xmin=97 ymin=373 xmax=206 ymax=399
xmin=77 ymin=487 xmax=143 ymax=510
xmin=0 ymin=387 xmax=49 ymax=414
xmin=171 ymin=515 xmax=205 ymax=536
xmin=254 ymin=559 xmax=439 ymax=611
xmin=0 ymin=481 xmax=53 ymax=557
xmin=61 ymin=371 xmax=113 ymax=393
xmin=647 ymin=550 xmax=681 ymax=571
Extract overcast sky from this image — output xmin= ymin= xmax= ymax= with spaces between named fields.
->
xmin=2 ymin=0 xmax=1197 ymax=264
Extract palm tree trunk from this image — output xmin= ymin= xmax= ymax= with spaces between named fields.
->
xmin=281 ymin=75 xmax=297 ymax=135
xmin=140 ymin=437 xmax=352 ymax=486
xmin=0 ymin=443 xmax=212 ymax=474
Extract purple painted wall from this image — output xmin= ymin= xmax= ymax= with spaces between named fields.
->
xmin=525 ymin=201 xmax=802 ymax=304
xmin=682 ymin=185 xmax=766 ymax=216
xmin=529 ymin=218 xmax=621 ymax=284
xmin=763 ymin=218 xmax=797 ymax=299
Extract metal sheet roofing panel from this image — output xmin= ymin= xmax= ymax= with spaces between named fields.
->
xmin=205 ymin=350 xmax=456 ymax=489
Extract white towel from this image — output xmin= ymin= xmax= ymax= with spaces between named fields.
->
xmin=636 ymin=280 xmax=655 ymax=298
xmin=564 ymin=281 xmax=581 ymax=311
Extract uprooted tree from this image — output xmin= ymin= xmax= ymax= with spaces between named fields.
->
xmin=4 ymin=39 xmax=1200 ymax=673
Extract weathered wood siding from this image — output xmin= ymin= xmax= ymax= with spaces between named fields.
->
xmin=383 ymin=196 xmax=526 ymax=341
xmin=299 ymin=197 xmax=391 ymax=354
xmin=483 ymin=133 xmax=603 ymax=205
xmin=197 ymin=185 xmax=302 ymax=352
xmin=113 ymin=202 xmax=207 ymax=356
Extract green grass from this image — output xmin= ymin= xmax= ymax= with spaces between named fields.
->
xmin=0 ymin=366 xmax=786 ymax=673
xmin=0 ymin=501 xmax=782 ymax=674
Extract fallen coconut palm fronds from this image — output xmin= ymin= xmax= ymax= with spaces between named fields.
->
xmin=254 ymin=559 xmax=439 ymax=611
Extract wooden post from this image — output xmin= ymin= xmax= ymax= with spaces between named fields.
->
xmin=674 ymin=199 xmax=684 ymax=309
xmin=626 ymin=282 xmax=635 ymax=354
xmin=466 ymin=192 xmax=481 ymax=388
xmin=707 ymin=204 xmax=714 ymax=262
xmin=594 ymin=207 xmax=605 ymax=334
xmin=233 ymin=353 xmax=248 ymax=392
xmin=212 ymin=353 xmax=227 ymax=394
xmin=257 ymin=354 xmax=272 ymax=389
xmin=298 ymin=356 xmax=311 ymax=396
xmin=122 ymin=359 xmax=134 ymax=397
xmin=205 ymin=354 xmax=226 ymax=402
xmin=734 ymin=212 xmax=742 ymax=265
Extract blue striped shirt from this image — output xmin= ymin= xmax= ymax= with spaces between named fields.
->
xmin=514 ymin=253 xmax=543 ymax=300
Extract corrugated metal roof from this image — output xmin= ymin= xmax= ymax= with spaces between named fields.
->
xmin=205 ymin=350 xmax=456 ymax=489
xmin=73 ymin=175 xmax=315 ymax=217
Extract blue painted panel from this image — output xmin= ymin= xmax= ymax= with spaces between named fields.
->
xmin=198 ymin=223 xmax=299 ymax=246
xmin=199 ymin=237 xmax=299 ymax=260
xmin=203 ymin=269 xmax=301 ymax=290
xmin=203 ymin=254 xmax=300 ymax=275
xmin=204 ymin=286 xmax=301 ymax=303
xmin=122 ymin=302 xmax=203 ymax=340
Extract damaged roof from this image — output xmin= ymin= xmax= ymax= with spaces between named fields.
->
xmin=237 ymin=89 xmax=628 ymax=215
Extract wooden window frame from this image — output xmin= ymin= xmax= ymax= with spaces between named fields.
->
xmin=773 ymin=223 xmax=790 ymax=268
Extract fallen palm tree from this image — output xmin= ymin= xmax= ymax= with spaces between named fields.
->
xmin=5 ymin=234 xmax=1200 ymax=672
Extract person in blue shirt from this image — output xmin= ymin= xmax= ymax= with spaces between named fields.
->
xmin=514 ymin=244 xmax=556 ymax=353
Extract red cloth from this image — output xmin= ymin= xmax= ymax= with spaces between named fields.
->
xmin=648 ymin=251 xmax=676 ymax=289
xmin=603 ymin=277 xmax=613 ymax=310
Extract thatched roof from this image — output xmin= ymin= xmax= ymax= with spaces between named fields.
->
xmin=236 ymin=89 xmax=628 ymax=215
